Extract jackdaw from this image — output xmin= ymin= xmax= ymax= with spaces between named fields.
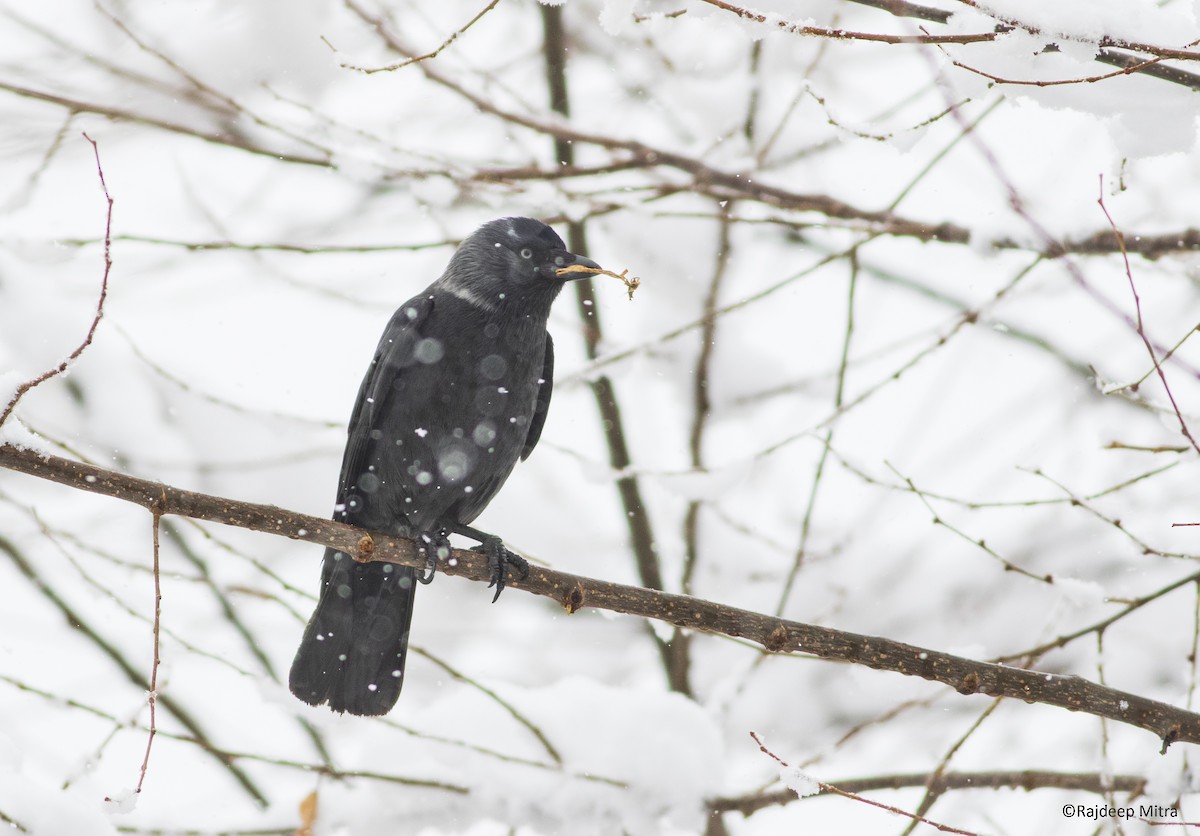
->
xmin=289 ymin=217 xmax=599 ymax=715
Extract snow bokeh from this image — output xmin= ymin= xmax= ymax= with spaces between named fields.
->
xmin=2 ymin=0 xmax=1200 ymax=833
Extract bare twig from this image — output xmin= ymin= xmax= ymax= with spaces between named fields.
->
xmin=408 ymin=647 xmax=562 ymax=766
xmin=683 ymin=211 xmax=735 ymax=596
xmin=0 ymin=133 xmax=111 ymax=428
xmin=0 ymin=82 xmax=329 ymax=167
xmin=0 ymin=658 xmax=622 ymax=792
xmin=1097 ymin=177 xmax=1200 ymax=457
xmin=924 ymin=55 xmax=1200 ymax=387
xmin=749 ymin=732 xmax=979 ymax=835
xmin=947 ymin=49 xmax=1172 ymax=89
xmin=98 ymin=5 xmax=332 ymax=158
xmin=333 ymin=0 xmax=502 ymax=73
xmin=53 ymin=233 xmax=454 ymax=254
xmin=994 ymin=566 xmax=1200 ymax=667
xmin=776 ymin=253 xmax=859 ymax=615
xmin=136 ymin=497 xmax=166 ymax=796
xmin=889 ymin=464 xmax=1053 ymax=584
xmin=709 ymin=769 xmax=1147 ymax=816
xmin=0 ymin=531 xmax=268 ymax=805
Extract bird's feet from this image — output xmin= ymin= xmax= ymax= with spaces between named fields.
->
xmin=472 ymin=535 xmax=530 ymax=603
xmin=416 ymin=529 xmax=453 ymax=584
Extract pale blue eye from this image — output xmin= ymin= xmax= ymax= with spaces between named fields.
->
xmin=520 ymin=248 xmax=533 ymax=259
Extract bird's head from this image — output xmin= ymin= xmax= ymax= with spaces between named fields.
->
xmin=440 ymin=217 xmax=600 ymax=311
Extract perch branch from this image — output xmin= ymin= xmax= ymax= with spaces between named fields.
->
xmin=2 ymin=443 xmax=1200 ymax=750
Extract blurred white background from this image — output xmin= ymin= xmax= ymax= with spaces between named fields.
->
xmin=2 ymin=1 xmax=1200 ymax=833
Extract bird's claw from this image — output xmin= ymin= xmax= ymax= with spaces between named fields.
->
xmin=417 ymin=530 xmax=452 ymax=585
xmin=472 ymin=536 xmax=529 ymax=603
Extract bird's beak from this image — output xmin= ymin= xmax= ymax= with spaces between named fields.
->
xmin=554 ymin=252 xmax=601 ymax=281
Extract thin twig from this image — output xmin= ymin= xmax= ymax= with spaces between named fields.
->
xmin=775 ymin=253 xmax=859 ymax=615
xmin=683 ymin=211 xmax=735 ymax=595
xmin=408 ymin=647 xmax=562 ymax=766
xmin=889 ymin=464 xmax=1052 ymax=584
xmin=333 ymin=0 xmax=502 ymax=73
xmin=0 ymin=133 xmax=111 ymax=428
xmin=1097 ymin=177 xmax=1200 ymax=457
xmin=993 ymin=559 xmax=1200 ymax=667
xmin=54 ymin=233 xmax=453 ymax=253
xmin=749 ymin=732 xmax=980 ymax=835
xmin=0 ymin=81 xmax=329 ymax=167
xmin=134 ymin=497 xmax=166 ymax=796
xmin=923 ymin=51 xmax=1200 ymax=393
xmin=905 ymin=700 xmax=1002 ymax=830
xmin=98 ymin=5 xmax=332 ymax=158
xmin=710 ymin=768 xmax=1148 ymax=816
xmin=948 ymin=49 xmax=1172 ymax=88
xmin=698 ymin=0 xmax=995 ymax=45
xmin=0 ymin=531 xmax=268 ymax=805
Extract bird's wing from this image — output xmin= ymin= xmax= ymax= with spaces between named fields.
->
xmin=336 ymin=295 xmax=434 ymax=510
xmin=521 ymin=333 xmax=554 ymax=462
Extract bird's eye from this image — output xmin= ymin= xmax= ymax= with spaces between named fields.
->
xmin=520 ymin=248 xmax=533 ymax=259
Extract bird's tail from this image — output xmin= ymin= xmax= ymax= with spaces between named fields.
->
xmin=289 ymin=547 xmax=417 ymax=715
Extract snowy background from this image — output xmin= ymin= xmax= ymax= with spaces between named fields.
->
xmin=2 ymin=0 xmax=1200 ymax=833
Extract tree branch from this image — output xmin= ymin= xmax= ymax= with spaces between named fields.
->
xmin=0 ymin=81 xmax=329 ymax=168
xmin=709 ymin=769 xmax=1147 ymax=817
xmin=2 ymin=442 xmax=1199 ymax=749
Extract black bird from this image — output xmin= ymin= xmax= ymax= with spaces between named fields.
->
xmin=289 ymin=217 xmax=598 ymax=715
